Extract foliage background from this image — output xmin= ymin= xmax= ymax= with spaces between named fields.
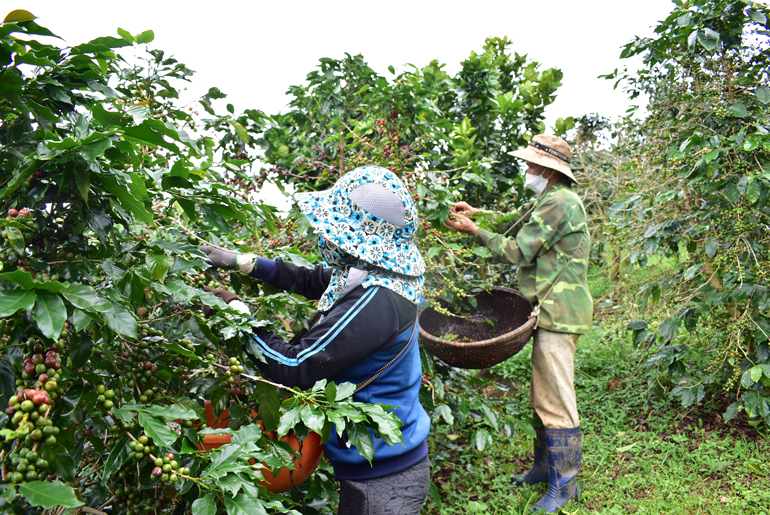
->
xmin=0 ymin=0 xmax=769 ymax=513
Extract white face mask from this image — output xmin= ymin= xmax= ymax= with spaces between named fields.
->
xmin=524 ymin=172 xmax=550 ymax=196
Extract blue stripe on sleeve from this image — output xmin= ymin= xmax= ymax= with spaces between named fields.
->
xmin=247 ymin=287 xmax=380 ymax=367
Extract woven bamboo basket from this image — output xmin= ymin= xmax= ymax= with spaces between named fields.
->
xmin=418 ymin=286 xmax=537 ymax=369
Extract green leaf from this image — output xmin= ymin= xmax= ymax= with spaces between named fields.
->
xmin=433 ymin=404 xmax=454 ymax=425
xmin=73 ymin=164 xmax=91 ymax=201
xmin=726 ymin=104 xmax=748 ymax=118
xmin=0 ymin=290 xmax=37 ymax=317
xmin=135 ymin=404 xmax=197 ymax=420
xmin=364 ymin=405 xmax=402 ymax=444
xmin=703 ymin=149 xmax=719 ymax=163
xmin=750 ymin=365 xmax=763 ymax=383
xmin=0 ymin=159 xmax=39 ymax=198
xmin=627 ymin=320 xmax=648 ymax=331
xmin=658 ymin=317 xmax=681 ymax=341
xmin=335 ymin=382 xmax=356 ymax=401
xmin=190 ymin=316 xmax=219 ymax=345
xmin=32 ymin=291 xmax=66 ymax=339
xmin=72 ymin=310 xmax=93 ymax=333
xmin=705 ymin=239 xmax=718 ymax=257
xmin=165 ymin=340 xmax=197 ymax=359
xmin=284 ymin=252 xmax=313 ymax=268
xmin=192 ymin=493 xmax=217 ymax=515
xmin=687 ymin=29 xmax=699 ymax=50
xmin=724 ymin=183 xmax=739 ymax=203
xmin=676 ymin=12 xmax=692 ymax=27
xmin=6 ymin=227 xmax=24 ymax=254
xmin=472 ymin=247 xmax=492 ymax=258
xmin=474 ymin=428 xmax=490 ymax=451
xmin=749 ymin=8 xmax=767 ymax=25
xmin=86 ymin=207 xmax=113 ymax=242
xmin=103 ymin=301 xmax=138 ymax=338
xmin=60 ymin=284 xmax=111 ymax=312
xmin=480 ymin=405 xmax=498 ymax=431
xmin=723 ymin=402 xmax=739 ymax=421
xmin=110 ymin=406 xmax=135 ymax=425
xmin=427 ymin=246 xmax=442 ymax=260
xmin=127 ymin=105 xmax=150 ymax=124
xmin=19 ymin=481 xmax=83 ymax=509
xmin=146 ymin=252 xmax=173 ymax=282
xmin=117 ymin=27 xmax=134 ymax=43
xmin=223 ymin=493 xmax=267 ymax=515
xmin=149 ymin=240 xmax=198 ymax=254
xmin=69 ymin=334 xmax=94 ymax=369
xmin=757 ymin=86 xmax=770 ymax=105
xmin=746 ymin=178 xmax=761 ymax=204
xmin=277 ymin=406 xmax=302 ymax=437
xmin=79 ymin=138 xmax=112 ymax=161
xmin=136 ymin=29 xmax=155 ymax=44
xmin=254 ymin=383 xmax=280 ymax=432
xmin=228 ymin=121 xmax=249 ymax=143
xmin=741 ymin=369 xmax=755 ymax=388
xmin=40 ymin=444 xmax=76 ymax=482
xmin=697 ymin=27 xmax=720 ymax=51
xmin=4 ymin=9 xmax=37 ymax=23
xmin=73 ymin=36 xmax=132 ymax=53
xmin=0 ymin=270 xmax=34 ymax=289
xmin=136 ymin=412 xmax=178 ymax=446
xmin=205 ymin=443 xmax=243 ymax=478
xmin=300 ymin=405 xmax=325 ymax=434
xmin=324 ymin=381 xmax=337 ymax=403
xmin=0 ymin=359 xmax=15 ymax=413
xmin=231 ymin=424 xmax=262 ymax=444
xmin=429 ymin=481 xmax=442 ymax=508
xmin=684 ymin=265 xmax=701 ymax=281
xmin=347 ymin=424 xmax=375 ymax=464
xmin=99 ymin=175 xmax=153 ymax=223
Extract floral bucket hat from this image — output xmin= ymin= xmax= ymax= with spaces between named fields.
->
xmin=295 ymin=166 xmax=426 ymax=277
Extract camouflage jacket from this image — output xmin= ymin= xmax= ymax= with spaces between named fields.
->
xmin=475 ymin=181 xmax=593 ymax=334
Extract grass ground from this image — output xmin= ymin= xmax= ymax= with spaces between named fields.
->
xmin=421 ymin=264 xmax=770 ymax=515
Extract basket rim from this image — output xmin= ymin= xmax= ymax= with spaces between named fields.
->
xmin=418 ymin=286 xmax=536 ymax=349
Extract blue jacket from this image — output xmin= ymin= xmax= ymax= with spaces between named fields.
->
xmin=245 ymin=258 xmax=430 ymax=480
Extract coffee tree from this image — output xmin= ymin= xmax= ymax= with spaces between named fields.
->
xmin=0 ymin=11 xmax=402 ymax=514
xmin=602 ymin=0 xmax=770 ymax=425
xmin=259 ymin=38 xmax=573 ymax=310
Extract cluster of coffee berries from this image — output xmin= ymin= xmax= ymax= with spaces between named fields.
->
xmin=224 ymin=357 xmax=245 ymax=396
xmin=114 ymin=353 xmax=161 ymax=403
xmin=151 ymin=452 xmax=190 ymax=483
xmin=19 ymin=337 xmax=64 ymax=390
xmin=127 ymin=434 xmax=156 ymax=462
xmin=183 ymin=272 xmax=229 ymax=290
xmin=5 ymin=445 xmax=52 ymax=483
xmin=111 ymin=483 xmax=170 ymax=514
xmin=1 ymin=208 xmax=39 ymax=264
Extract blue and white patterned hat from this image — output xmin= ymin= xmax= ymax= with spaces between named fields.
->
xmin=295 ymin=166 xmax=426 ymax=277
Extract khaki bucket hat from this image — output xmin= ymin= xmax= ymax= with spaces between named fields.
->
xmin=508 ymin=134 xmax=577 ymax=183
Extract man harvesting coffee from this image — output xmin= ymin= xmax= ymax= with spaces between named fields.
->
xmin=444 ymin=134 xmax=592 ymax=513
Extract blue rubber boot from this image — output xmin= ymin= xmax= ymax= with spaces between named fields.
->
xmin=512 ymin=424 xmax=549 ymax=486
xmin=530 ymin=426 xmax=581 ymax=513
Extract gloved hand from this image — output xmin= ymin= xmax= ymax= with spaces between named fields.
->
xmin=202 ymin=286 xmax=248 ymax=317
xmin=199 ymin=246 xmax=256 ymax=275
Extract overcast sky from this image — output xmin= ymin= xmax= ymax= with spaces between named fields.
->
xmin=15 ymin=0 xmax=677 ymax=127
